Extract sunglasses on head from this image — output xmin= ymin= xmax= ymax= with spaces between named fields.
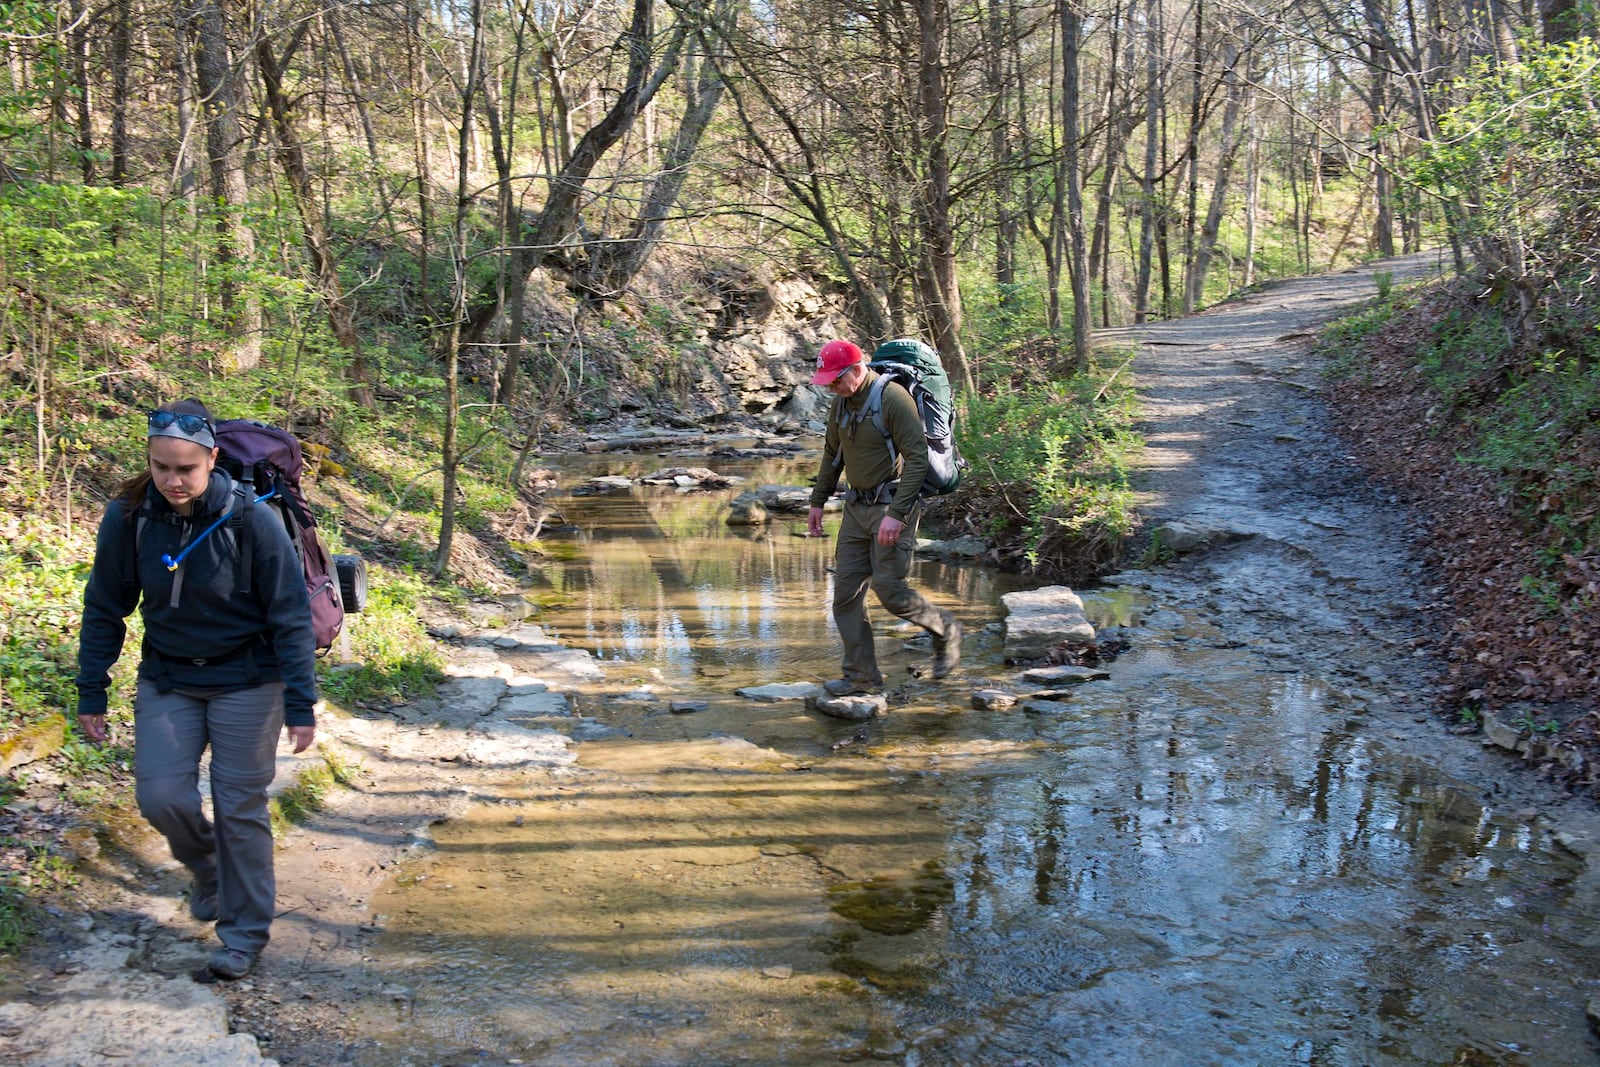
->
xmin=147 ymin=410 xmax=213 ymax=436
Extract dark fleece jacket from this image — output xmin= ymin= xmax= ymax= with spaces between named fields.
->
xmin=76 ymin=470 xmax=317 ymax=726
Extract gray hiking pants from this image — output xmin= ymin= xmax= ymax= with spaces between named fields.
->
xmin=832 ymin=498 xmax=954 ymax=685
xmin=133 ymin=679 xmax=284 ymax=955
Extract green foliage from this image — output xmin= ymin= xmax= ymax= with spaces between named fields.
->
xmin=0 ymin=873 xmax=34 ymax=955
xmin=0 ymin=529 xmax=103 ymax=731
xmin=958 ymin=359 xmax=1140 ymax=571
xmin=1409 ymin=39 xmax=1600 ymax=315
xmin=317 ymin=566 xmax=446 ymax=710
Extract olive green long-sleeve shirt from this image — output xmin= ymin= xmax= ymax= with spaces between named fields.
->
xmin=809 ymin=369 xmax=929 ymax=522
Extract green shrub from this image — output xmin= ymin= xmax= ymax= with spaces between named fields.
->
xmin=958 ymin=358 xmax=1140 ymax=572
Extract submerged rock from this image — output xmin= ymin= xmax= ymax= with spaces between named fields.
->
xmin=726 ymin=498 xmax=770 ymax=525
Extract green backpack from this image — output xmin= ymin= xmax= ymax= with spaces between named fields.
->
xmin=843 ymin=338 xmax=965 ymax=496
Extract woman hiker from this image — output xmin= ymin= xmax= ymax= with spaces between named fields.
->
xmin=75 ymin=398 xmax=317 ymax=981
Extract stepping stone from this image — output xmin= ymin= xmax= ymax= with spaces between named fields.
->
xmin=737 ymin=682 xmax=825 ymax=702
xmin=971 ymin=689 xmax=1018 ymax=710
xmin=1020 ymin=665 xmax=1109 ymax=684
xmin=806 ymin=693 xmax=886 ymax=722
xmin=1001 ymin=585 xmax=1096 ymax=660
xmin=669 ymin=700 xmax=709 ymax=715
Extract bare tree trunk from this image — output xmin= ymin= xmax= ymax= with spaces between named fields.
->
xmin=110 ymin=0 xmax=131 ymax=185
xmin=915 ymin=0 xmax=972 ymax=390
xmin=464 ymin=0 xmax=686 ymax=343
xmin=254 ymin=26 xmax=377 ymax=408
xmin=987 ymin=0 xmax=1019 ymax=326
xmin=185 ymin=0 xmax=260 ymax=370
xmin=438 ymin=0 xmax=487 ymax=577
xmin=1242 ymin=92 xmax=1260 ymax=287
xmin=1061 ymin=0 xmax=1089 ymax=370
xmin=408 ymin=0 xmax=434 ymax=321
xmin=173 ymin=6 xmax=196 ymax=203
xmin=69 ymin=0 xmax=94 ymax=182
xmin=1179 ymin=0 xmax=1204 ymax=313
xmin=326 ymin=7 xmax=396 ymax=236
xmin=1186 ymin=41 xmax=1245 ymax=310
xmin=1133 ymin=0 xmax=1160 ymax=322
xmin=577 ymin=2 xmax=732 ymax=298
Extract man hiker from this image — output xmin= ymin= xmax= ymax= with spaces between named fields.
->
xmin=806 ymin=339 xmax=962 ymax=694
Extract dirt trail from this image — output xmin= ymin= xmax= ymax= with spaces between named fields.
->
xmin=14 ymin=251 xmax=1600 ymax=1065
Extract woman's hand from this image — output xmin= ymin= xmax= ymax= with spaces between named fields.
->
xmin=77 ymin=714 xmax=108 ymax=743
xmin=286 ymin=724 xmax=316 ymax=753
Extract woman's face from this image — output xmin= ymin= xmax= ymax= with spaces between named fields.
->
xmin=148 ymin=436 xmax=217 ymax=515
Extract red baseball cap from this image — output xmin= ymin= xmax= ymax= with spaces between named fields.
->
xmin=811 ymin=339 xmax=863 ymax=385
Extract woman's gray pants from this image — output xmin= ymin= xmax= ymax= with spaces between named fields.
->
xmin=133 ymin=679 xmax=284 ymax=956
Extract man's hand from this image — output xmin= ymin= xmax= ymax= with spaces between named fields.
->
xmin=877 ymin=514 xmax=904 ymax=546
xmin=286 ymin=724 xmax=316 ymax=754
xmin=77 ymin=714 xmax=108 ymax=743
xmin=807 ymin=506 xmax=826 ymax=538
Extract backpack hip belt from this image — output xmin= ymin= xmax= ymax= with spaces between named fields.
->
xmin=845 ymin=480 xmax=900 ymax=506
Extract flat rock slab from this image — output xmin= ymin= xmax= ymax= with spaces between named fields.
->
xmin=480 ymin=623 xmax=563 ymax=652
xmin=0 ymin=939 xmax=273 ymax=1067
xmin=516 ymin=647 xmax=607 ymax=682
xmin=461 ymin=722 xmax=575 ymax=767
xmin=972 ymin=689 xmax=1019 ymax=710
xmin=1149 ymin=519 xmax=1254 ymax=556
xmin=737 ymin=682 xmax=825 ymax=702
xmin=669 ymin=700 xmax=710 ymax=714
xmin=1001 ymin=585 xmax=1097 ymax=660
xmin=806 ymin=693 xmax=886 ymax=721
xmin=500 ymin=683 xmax=570 ymax=718
xmin=916 ymin=536 xmax=989 ymax=560
xmin=1020 ymin=664 xmax=1110 ymax=684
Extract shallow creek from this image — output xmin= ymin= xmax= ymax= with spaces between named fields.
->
xmin=350 ymin=454 xmax=1600 ymax=1066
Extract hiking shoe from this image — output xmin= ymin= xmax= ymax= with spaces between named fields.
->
xmin=823 ymin=677 xmax=881 ymax=697
xmin=932 ymin=617 xmax=963 ymax=679
xmin=189 ymin=880 xmax=218 ymax=923
xmin=207 ymin=947 xmax=257 ymax=980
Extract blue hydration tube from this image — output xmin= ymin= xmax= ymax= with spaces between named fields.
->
xmin=162 ymin=491 xmax=275 ymax=571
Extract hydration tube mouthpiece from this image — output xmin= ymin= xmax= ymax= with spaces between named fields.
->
xmin=158 ymin=490 xmax=276 ymax=573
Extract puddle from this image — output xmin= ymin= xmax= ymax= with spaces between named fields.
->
xmin=350 ymin=459 xmax=1600 ymax=1066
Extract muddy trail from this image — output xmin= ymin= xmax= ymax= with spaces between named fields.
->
xmin=11 ymin=252 xmax=1600 ymax=1067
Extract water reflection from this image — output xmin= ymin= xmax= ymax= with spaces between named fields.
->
xmin=357 ymin=457 xmax=1600 ymax=1066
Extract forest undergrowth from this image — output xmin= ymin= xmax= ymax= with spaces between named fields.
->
xmin=1325 ymin=279 xmax=1600 ymax=789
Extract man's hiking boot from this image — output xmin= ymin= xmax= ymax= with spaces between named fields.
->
xmin=189 ymin=879 xmax=219 ymax=923
xmin=932 ymin=616 xmax=963 ymax=679
xmin=207 ymin=947 xmax=257 ymax=980
xmin=824 ymin=677 xmax=882 ymax=697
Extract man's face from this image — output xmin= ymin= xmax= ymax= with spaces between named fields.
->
xmin=827 ymin=361 xmax=866 ymax=397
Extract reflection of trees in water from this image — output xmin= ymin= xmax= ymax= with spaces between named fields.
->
xmin=538 ymin=485 xmax=835 ymax=678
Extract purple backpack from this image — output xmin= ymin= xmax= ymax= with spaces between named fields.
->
xmin=213 ymin=420 xmax=365 ymax=653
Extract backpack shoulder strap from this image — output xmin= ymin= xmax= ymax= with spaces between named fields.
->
xmin=863 ymin=373 xmax=897 ymax=462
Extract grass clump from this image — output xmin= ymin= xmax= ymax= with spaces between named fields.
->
xmin=317 ymin=565 xmax=447 ymax=710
